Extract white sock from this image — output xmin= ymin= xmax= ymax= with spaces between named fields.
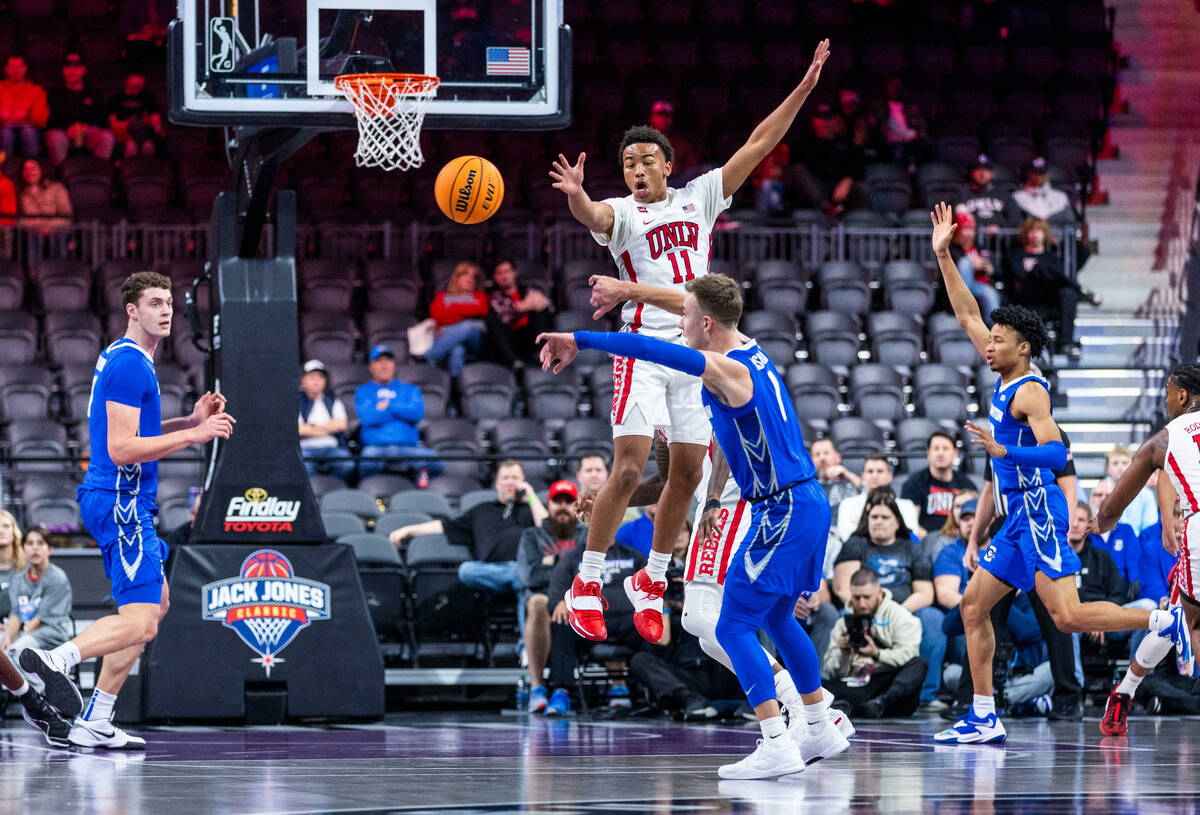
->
xmin=823 ymin=688 xmax=840 ymax=724
xmin=773 ymin=670 xmax=803 ymax=710
xmin=1149 ymin=609 xmax=1172 ymax=633
xmin=759 ymin=714 xmax=787 ymax=742
xmin=645 ymin=550 xmax=671 ymax=582
xmin=971 ymin=694 xmax=995 ymax=717
xmin=579 ymin=550 xmax=606 ymax=584
xmin=1115 ymin=672 xmax=1145 ymax=696
xmin=9 ymin=679 xmax=28 ymax=697
xmin=83 ymin=688 xmax=117 ymax=723
xmin=803 ymin=699 xmax=829 ymax=734
xmin=49 ymin=643 xmax=81 ymax=672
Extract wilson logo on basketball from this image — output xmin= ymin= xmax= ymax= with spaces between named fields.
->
xmin=455 ymin=168 xmax=477 ymax=213
xmin=202 ymin=550 xmax=332 ymax=676
xmin=224 ymin=488 xmax=302 ymax=532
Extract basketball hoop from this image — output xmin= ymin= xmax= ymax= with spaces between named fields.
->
xmin=334 ymin=73 xmax=439 ymax=172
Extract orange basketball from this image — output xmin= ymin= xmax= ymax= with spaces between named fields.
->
xmin=434 ymin=156 xmax=504 ymax=224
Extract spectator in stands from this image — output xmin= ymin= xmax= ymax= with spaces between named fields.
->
xmin=932 ymin=498 xmax=978 ymax=612
xmin=949 ymin=209 xmax=1001 ymax=318
xmin=750 ymin=142 xmax=791 ymax=217
xmin=794 ymin=102 xmax=868 ymax=215
xmin=823 ymin=568 xmax=927 ymax=718
xmin=836 ymin=455 xmax=920 ymax=542
xmin=1003 ymin=217 xmax=1100 ymax=361
xmin=1086 ymin=478 xmax=1142 ymax=591
xmin=921 ymin=489 xmax=978 ymax=564
xmin=3 ymin=527 xmax=73 ymax=690
xmin=389 ymin=460 xmax=547 ymax=629
xmin=1012 ymin=157 xmax=1072 ymax=223
xmin=959 ymin=155 xmax=1016 ymax=233
xmin=485 ymin=259 xmax=552 ymax=370
xmin=119 ymin=0 xmax=172 ymax=70
xmin=0 ymin=56 xmax=48 ymax=159
xmin=45 ymin=53 xmax=114 ymax=166
xmin=812 ymin=438 xmax=861 ymax=512
xmin=17 ymin=159 xmax=72 ymax=234
xmin=1068 ymin=501 xmax=1138 ymax=657
xmin=647 ymin=100 xmax=701 ymax=176
xmin=1139 ymin=499 xmax=1181 ymax=611
xmin=518 ymin=480 xmax=588 ymax=713
xmin=902 ymin=431 xmax=977 ymax=536
xmin=542 ymin=524 xmax=649 ymax=715
xmin=574 ymin=452 xmax=610 ymax=496
xmin=0 ymin=511 xmax=23 ymax=639
xmin=298 ymin=359 xmax=355 ymax=482
xmin=877 ymin=75 xmax=929 ymax=167
xmin=1098 ymin=446 xmax=1158 ymax=534
xmin=107 ymin=73 xmax=164 ymax=159
xmin=425 ymin=261 xmax=488 ymax=378
xmin=355 ymin=345 xmax=443 ymax=483
xmin=0 ymin=171 xmax=15 ymax=225
xmin=615 ymin=501 xmax=655 ymax=557
xmin=833 ymin=495 xmax=943 ymax=709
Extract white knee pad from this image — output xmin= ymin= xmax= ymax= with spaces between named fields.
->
xmin=682 ymin=584 xmax=734 ymax=672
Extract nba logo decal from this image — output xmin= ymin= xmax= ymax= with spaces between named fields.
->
xmin=202 ymin=550 xmax=332 ymax=676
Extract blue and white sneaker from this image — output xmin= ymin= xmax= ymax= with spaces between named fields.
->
xmin=1164 ymin=606 xmax=1196 ymax=677
xmin=933 ymin=711 xmax=1007 ymax=744
xmin=607 ymin=685 xmax=632 ymax=709
xmin=544 ymin=688 xmax=572 ymax=717
xmin=527 ymin=685 xmax=549 ymax=714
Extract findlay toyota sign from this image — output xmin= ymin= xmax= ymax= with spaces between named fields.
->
xmin=224 ymin=487 xmax=302 ymax=532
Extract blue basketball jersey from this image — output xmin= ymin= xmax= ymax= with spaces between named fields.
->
xmin=988 ymin=373 xmax=1055 ymax=515
xmin=80 ymin=338 xmax=162 ymax=503
xmin=701 ymin=341 xmax=816 ymax=500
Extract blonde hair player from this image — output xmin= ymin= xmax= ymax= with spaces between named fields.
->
xmin=548 ymin=39 xmax=831 ymax=646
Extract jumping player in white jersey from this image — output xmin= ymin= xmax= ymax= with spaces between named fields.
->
xmin=928 ymin=202 xmax=1193 ymax=745
xmin=21 ymin=271 xmax=235 ymax=749
xmin=550 ymin=39 xmax=831 ymax=646
xmin=1093 ymin=363 xmax=1200 ymax=735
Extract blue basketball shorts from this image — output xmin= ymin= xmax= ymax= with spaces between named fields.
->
xmin=979 ymin=485 xmax=1081 ymax=592
xmin=723 ymin=478 xmax=829 ymax=599
xmin=79 ymin=488 xmax=169 ymax=606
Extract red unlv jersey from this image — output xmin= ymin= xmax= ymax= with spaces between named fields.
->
xmin=591 ymin=168 xmax=732 ymax=338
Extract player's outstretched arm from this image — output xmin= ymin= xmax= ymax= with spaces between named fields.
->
xmin=931 ymin=202 xmax=990 ymax=357
xmin=589 ymin=275 xmax=685 ymax=320
xmin=107 ymin=401 xmax=234 ymax=466
xmin=720 ymin=39 xmax=830 ymax=199
xmin=1096 ymin=428 xmax=1167 ymax=533
xmin=549 ymin=152 xmax=615 ymax=236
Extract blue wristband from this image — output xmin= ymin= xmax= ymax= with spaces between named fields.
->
xmin=1004 ymin=440 xmax=1067 ymax=470
xmin=574 ymin=331 xmax=706 ymax=378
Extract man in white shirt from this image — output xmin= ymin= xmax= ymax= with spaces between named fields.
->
xmin=1011 ymin=157 xmax=1072 ymax=222
xmin=835 ymin=455 xmax=920 ymax=542
xmin=297 ymin=359 xmax=354 ymax=481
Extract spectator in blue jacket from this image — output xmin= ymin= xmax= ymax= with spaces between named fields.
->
xmin=1088 ymin=478 xmax=1143 ymax=592
xmin=355 ymin=345 xmax=443 ymax=483
xmin=1139 ymin=502 xmax=1181 ymax=610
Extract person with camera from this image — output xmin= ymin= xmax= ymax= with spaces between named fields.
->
xmin=823 ymin=568 xmax=927 ymax=718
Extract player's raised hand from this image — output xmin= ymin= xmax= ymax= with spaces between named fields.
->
xmin=965 ymin=420 xmax=1006 ymax=458
xmin=930 ymin=201 xmax=958 ymax=255
xmin=193 ymin=411 xmax=235 ymax=444
xmin=575 ymin=489 xmax=597 ymax=523
xmin=799 ymin=38 xmax=831 ymax=93
xmin=589 ymin=274 xmax=628 ymax=320
xmin=549 ymin=152 xmax=587 ymax=196
xmin=536 ymin=331 xmax=580 ymax=374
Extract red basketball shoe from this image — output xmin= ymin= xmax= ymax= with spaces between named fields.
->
xmin=1099 ymin=686 xmax=1131 ymax=737
xmin=565 ymin=574 xmax=607 ymax=641
xmin=624 ymin=568 xmax=666 ymax=643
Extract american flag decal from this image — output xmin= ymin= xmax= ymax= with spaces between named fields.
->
xmin=682 ymin=203 xmax=696 ymax=213
xmin=486 ymin=47 xmax=531 ymax=76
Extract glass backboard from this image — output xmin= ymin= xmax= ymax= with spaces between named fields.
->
xmin=168 ymin=0 xmax=570 ymax=130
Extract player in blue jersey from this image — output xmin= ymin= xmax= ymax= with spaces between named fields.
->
xmin=539 ymin=274 xmax=849 ymax=779
xmin=21 ymin=271 xmax=234 ymax=749
xmin=928 ymin=202 xmax=1192 ymax=744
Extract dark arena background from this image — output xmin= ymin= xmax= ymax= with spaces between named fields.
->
xmin=1 ymin=0 xmax=1199 ymax=813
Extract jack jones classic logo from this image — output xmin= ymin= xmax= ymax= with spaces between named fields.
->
xmin=201 ymin=550 xmax=331 ymax=676
xmin=224 ymin=487 xmax=301 ymax=532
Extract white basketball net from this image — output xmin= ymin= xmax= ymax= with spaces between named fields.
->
xmin=335 ymin=73 xmax=440 ymax=172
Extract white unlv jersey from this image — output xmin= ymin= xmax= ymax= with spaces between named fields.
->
xmin=591 ymin=167 xmax=732 ymax=338
xmin=1165 ymin=411 xmax=1200 ymax=523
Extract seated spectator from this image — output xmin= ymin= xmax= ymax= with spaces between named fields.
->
xmin=836 ymin=455 xmax=920 ymax=542
xmin=876 ymin=75 xmax=929 ymax=167
xmin=541 ymin=529 xmax=649 ymax=715
xmin=298 ymin=359 xmax=354 ymax=482
xmin=1138 ymin=499 xmax=1181 ymax=610
xmin=793 ymin=102 xmax=870 ymax=215
xmin=1098 ymin=446 xmax=1158 ymax=534
xmin=794 ymin=579 xmax=840 ymax=660
xmin=3 ymin=527 xmax=73 ymax=692
xmin=811 ymin=437 xmax=862 ymax=511
xmin=17 ymin=159 xmax=72 ymax=234
xmin=749 ymin=142 xmax=791 ymax=217
xmin=45 ymin=53 xmax=114 ymax=166
xmin=948 ymin=209 xmax=1001 ymax=318
xmin=574 ymin=452 xmax=610 ymax=497
xmin=120 ymin=0 xmax=172 ymax=70
xmin=1068 ymin=501 xmax=1139 ymax=657
xmin=647 ymin=99 xmax=701 ymax=176
xmin=485 ymin=259 xmax=552 ymax=370
xmin=833 ymin=496 xmax=943 ymax=709
xmin=933 ymin=498 xmax=978 ymax=612
xmin=107 ymin=73 xmax=164 ymax=159
xmin=389 ymin=460 xmax=546 ymax=632
xmin=425 ymin=261 xmax=488 ymax=377
xmin=1011 ymin=157 xmax=1072 ymax=223
xmin=823 ymin=568 xmax=927 ymax=718
xmin=518 ymin=480 xmax=588 ymax=713
xmin=615 ymin=502 xmax=656 ymax=558
xmin=1003 ymin=217 xmax=1100 ymax=360
xmin=902 ymin=431 xmax=977 ymax=537
xmin=959 ymin=154 xmax=1017 ymax=234
xmin=1086 ymin=478 xmax=1142 ymax=592
xmin=0 ymin=511 xmax=23 ymax=638
xmin=0 ymin=56 xmax=49 ymax=158
xmin=922 ymin=489 xmax=978 ymax=564
xmin=355 ymin=345 xmax=443 ymax=482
